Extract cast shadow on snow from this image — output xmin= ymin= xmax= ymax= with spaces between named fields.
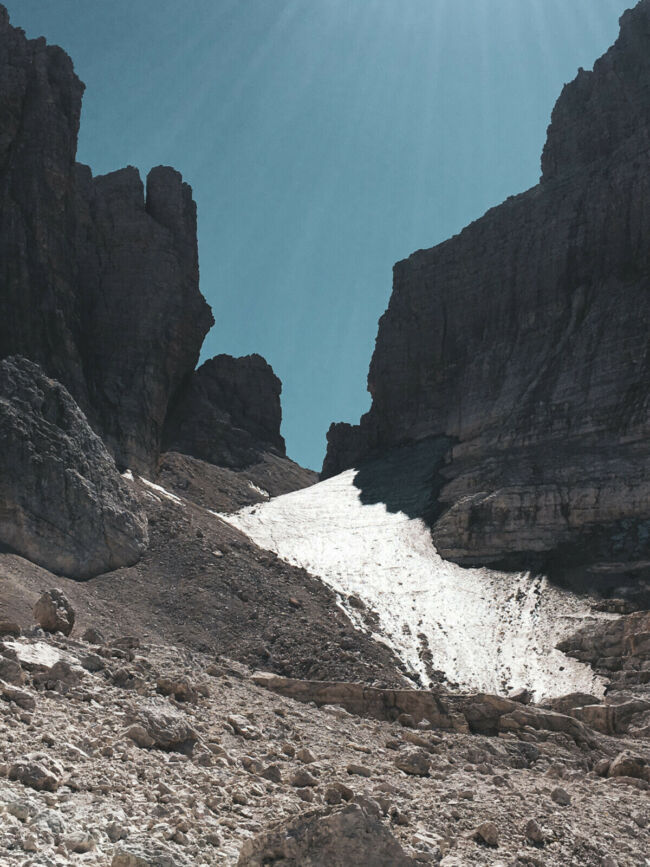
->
xmin=350 ymin=439 xmax=650 ymax=605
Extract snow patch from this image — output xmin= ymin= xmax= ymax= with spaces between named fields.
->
xmin=121 ymin=469 xmax=134 ymax=482
xmin=248 ymin=481 xmax=270 ymax=499
xmin=220 ymin=470 xmax=612 ymax=701
xmin=139 ymin=477 xmax=183 ymax=505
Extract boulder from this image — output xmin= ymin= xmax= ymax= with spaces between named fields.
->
xmin=127 ymin=700 xmax=198 ymax=754
xmin=236 ymin=801 xmax=417 ymax=866
xmin=0 ymin=357 xmax=148 ymax=577
xmin=33 ymin=590 xmax=75 ymax=636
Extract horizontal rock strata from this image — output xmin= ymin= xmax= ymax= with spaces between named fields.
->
xmin=323 ymin=0 xmax=650 ymax=585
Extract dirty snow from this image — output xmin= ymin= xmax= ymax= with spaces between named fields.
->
xmin=221 ymin=470 xmax=612 ymax=701
xmin=139 ymin=477 xmax=183 ymax=505
xmin=248 ymin=481 xmax=270 ymax=499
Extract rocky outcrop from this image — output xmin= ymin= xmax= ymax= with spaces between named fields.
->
xmin=163 ymin=354 xmax=285 ymax=470
xmin=74 ymin=164 xmax=213 ymax=472
xmin=0 ymin=6 xmax=212 ymax=475
xmin=0 ymin=357 xmax=148 ymax=578
xmin=323 ymin=0 xmax=650 ymax=586
xmin=252 ymin=673 xmax=598 ymax=745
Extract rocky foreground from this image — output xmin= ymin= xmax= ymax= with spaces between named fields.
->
xmin=0 ymin=614 xmax=649 ymax=866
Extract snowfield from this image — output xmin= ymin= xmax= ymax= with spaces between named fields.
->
xmin=220 ymin=469 xmax=612 ymax=701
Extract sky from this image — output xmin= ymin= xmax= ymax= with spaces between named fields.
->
xmin=6 ymin=0 xmax=632 ymax=470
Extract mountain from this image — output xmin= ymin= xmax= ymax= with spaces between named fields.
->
xmin=323 ymin=0 xmax=650 ymax=597
xmin=0 ymin=4 xmax=315 ymax=578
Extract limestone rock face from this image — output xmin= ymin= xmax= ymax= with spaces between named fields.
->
xmin=163 ymin=354 xmax=285 ymax=469
xmin=0 ymin=7 xmax=213 ymax=475
xmin=323 ymin=1 xmax=650 ymax=585
xmin=0 ymin=357 xmax=148 ymax=578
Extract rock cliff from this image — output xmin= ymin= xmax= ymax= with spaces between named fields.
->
xmin=163 ymin=354 xmax=285 ymax=470
xmin=0 ymin=6 xmax=214 ymax=474
xmin=324 ymin=0 xmax=650 ymax=588
xmin=0 ymin=4 xmax=305 ymax=486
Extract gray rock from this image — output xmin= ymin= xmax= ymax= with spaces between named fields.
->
xmin=237 ymin=801 xmax=417 ymax=866
xmin=128 ymin=701 xmax=198 ymax=754
xmin=474 ymin=821 xmax=499 ymax=847
xmin=8 ymin=760 xmax=59 ymax=792
xmin=111 ymin=843 xmax=180 ymax=867
xmin=550 ymin=787 xmax=571 ymax=806
xmin=163 ymin=354 xmax=285 ymax=470
xmin=395 ymin=749 xmax=430 ymax=777
xmin=0 ymin=358 xmax=148 ymax=578
xmin=33 ymin=590 xmax=75 ymax=636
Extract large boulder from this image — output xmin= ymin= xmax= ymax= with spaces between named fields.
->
xmin=237 ymin=801 xmax=417 ymax=866
xmin=0 ymin=356 xmax=148 ymax=577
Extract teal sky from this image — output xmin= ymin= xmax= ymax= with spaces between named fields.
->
xmin=6 ymin=1 xmax=632 ymax=470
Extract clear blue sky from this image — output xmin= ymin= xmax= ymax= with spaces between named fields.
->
xmin=6 ymin=0 xmax=631 ymax=470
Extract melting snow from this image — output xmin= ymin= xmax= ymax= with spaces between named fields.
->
xmin=248 ymin=481 xmax=270 ymax=499
xmin=220 ymin=469 xmax=612 ymax=701
xmin=139 ymin=477 xmax=183 ymax=505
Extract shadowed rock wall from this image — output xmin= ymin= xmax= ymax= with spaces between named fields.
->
xmin=0 ymin=6 xmax=213 ymax=475
xmin=324 ymin=1 xmax=650 ymax=585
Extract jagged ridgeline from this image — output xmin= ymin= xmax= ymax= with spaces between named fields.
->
xmin=0 ymin=4 xmax=310 ymax=578
xmin=324 ymin=0 xmax=650 ymax=592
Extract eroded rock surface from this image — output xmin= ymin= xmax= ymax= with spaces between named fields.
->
xmin=0 ymin=357 xmax=148 ymax=577
xmin=323 ymin=0 xmax=650 ymax=588
xmin=164 ymin=354 xmax=286 ymax=470
xmin=0 ymin=6 xmax=213 ymax=475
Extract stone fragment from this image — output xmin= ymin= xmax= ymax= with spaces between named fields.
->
xmin=347 ymin=763 xmax=372 ymax=777
xmin=290 ymin=768 xmax=318 ymax=787
xmin=156 ymin=676 xmax=198 ymax=703
xmin=111 ymin=843 xmax=180 ymax=866
xmin=550 ymin=787 xmax=571 ymax=806
xmin=128 ymin=702 xmax=198 ymax=754
xmin=395 ymin=749 xmax=430 ymax=777
xmin=474 ymin=821 xmax=499 ymax=847
xmin=0 ymin=682 xmax=36 ymax=711
xmin=8 ymin=760 xmax=59 ymax=792
xmin=0 ymin=656 xmax=25 ymax=685
xmin=525 ymin=818 xmax=545 ymax=845
xmin=608 ymin=751 xmax=648 ymax=780
xmin=33 ymin=590 xmax=76 ymax=637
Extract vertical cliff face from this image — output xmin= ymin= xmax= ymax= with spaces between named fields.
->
xmin=0 ymin=8 xmax=87 ymax=404
xmin=75 ymin=164 xmax=213 ymax=472
xmin=324 ymin=0 xmax=650 ymax=585
xmin=0 ymin=6 xmax=214 ymax=474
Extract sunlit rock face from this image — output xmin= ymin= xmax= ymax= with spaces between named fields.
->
xmin=0 ymin=5 xmax=213 ymax=475
xmin=0 ymin=357 xmax=148 ymax=578
xmin=324 ymin=0 xmax=650 ymax=588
